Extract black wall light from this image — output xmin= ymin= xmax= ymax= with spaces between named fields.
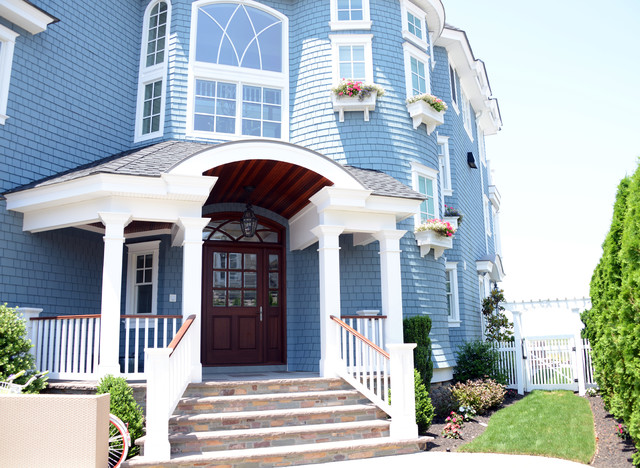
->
xmin=467 ymin=152 xmax=478 ymax=169
xmin=240 ymin=186 xmax=258 ymax=237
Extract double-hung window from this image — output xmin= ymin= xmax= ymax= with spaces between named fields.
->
xmin=446 ymin=262 xmax=460 ymax=326
xmin=188 ymin=1 xmax=288 ymax=140
xmin=400 ymin=0 xmax=428 ymax=51
xmin=0 ymin=25 xmax=18 ymax=125
xmin=411 ymin=162 xmax=439 ymax=224
xmin=461 ymin=88 xmax=473 ymax=139
xmin=329 ymin=0 xmax=371 ymax=30
xmin=437 ymin=135 xmax=452 ymax=196
xmin=135 ymin=1 xmax=170 ymax=141
xmin=449 ymin=64 xmax=459 ymax=112
xmin=126 ymin=241 xmax=160 ymax=316
xmin=330 ymin=34 xmax=373 ymax=83
xmin=403 ymin=42 xmax=430 ymax=98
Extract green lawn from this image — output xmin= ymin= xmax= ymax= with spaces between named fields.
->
xmin=458 ymin=390 xmax=596 ymax=464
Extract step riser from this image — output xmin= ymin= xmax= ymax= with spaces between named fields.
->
xmin=125 ymin=440 xmax=427 ymax=468
xmin=176 ymin=394 xmax=370 ymax=415
xmin=171 ymin=408 xmax=387 ymax=433
xmin=170 ymin=426 xmax=390 ymax=454
xmin=183 ymin=379 xmax=351 ymax=398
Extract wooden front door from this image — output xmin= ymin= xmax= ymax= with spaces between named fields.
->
xmin=201 ymin=218 xmax=285 ymax=366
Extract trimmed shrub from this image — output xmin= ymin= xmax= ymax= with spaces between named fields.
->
xmin=97 ymin=375 xmax=145 ymax=458
xmin=403 ymin=315 xmax=433 ymax=391
xmin=0 ymin=304 xmax=47 ymax=393
xmin=481 ymin=288 xmax=514 ymax=343
xmin=414 ymin=369 xmax=434 ymax=433
xmin=453 ymin=340 xmax=507 ymax=384
xmin=450 ymin=378 xmax=505 ymax=415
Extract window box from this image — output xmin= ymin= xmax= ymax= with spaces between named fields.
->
xmin=407 ymin=100 xmax=445 ymax=135
xmin=332 ymin=93 xmax=377 ymax=122
xmin=443 ymin=216 xmax=459 ymax=230
xmin=415 ymin=229 xmax=452 ymax=259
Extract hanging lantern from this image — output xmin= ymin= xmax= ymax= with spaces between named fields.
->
xmin=240 ymin=203 xmax=258 ymax=237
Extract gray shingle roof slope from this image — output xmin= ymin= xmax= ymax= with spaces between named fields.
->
xmin=5 ymin=140 xmax=424 ymax=200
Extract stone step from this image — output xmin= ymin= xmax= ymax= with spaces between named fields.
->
xmin=175 ymin=389 xmax=369 ymax=415
xmin=122 ymin=436 xmax=430 ymax=468
xmin=165 ymin=420 xmax=390 ymax=454
xmin=169 ymin=404 xmax=388 ymax=433
xmin=182 ymin=377 xmax=351 ymax=398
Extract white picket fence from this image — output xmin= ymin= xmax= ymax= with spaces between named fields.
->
xmin=494 ymin=336 xmax=596 ymax=394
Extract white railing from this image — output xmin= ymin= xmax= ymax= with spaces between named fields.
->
xmin=145 ymin=314 xmax=197 ymax=460
xmin=494 ymin=340 xmax=518 ymax=388
xmin=582 ymin=338 xmax=597 ymax=387
xmin=29 ymin=314 xmax=182 ymax=379
xmin=330 ymin=315 xmax=417 ymax=439
xmin=340 ymin=315 xmax=385 ymax=349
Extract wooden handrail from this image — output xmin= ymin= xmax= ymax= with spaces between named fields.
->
xmin=330 ymin=315 xmax=390 ymax=359
xmin=340 ymin=315 xmax=387 ymax=320
xmin=168 ymin=315 xmax=196 ymax=356
xmin=30 ymin=314 xmax=184 ymax=321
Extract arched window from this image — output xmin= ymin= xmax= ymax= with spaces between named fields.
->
xmin=135 ymin=0 xmax=171 ymax=142
xmin=188 ymin=1 xmax=289 ymax=140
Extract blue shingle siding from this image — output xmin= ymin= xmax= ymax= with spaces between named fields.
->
xmin=0 ymin=0 xmax=501 ymax=373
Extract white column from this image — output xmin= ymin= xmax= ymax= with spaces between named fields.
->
xmin=311 ymin=225 xmax=344 ymax=377
xmin=178 ymin=217 xmax=210 ymax=384
xmin=144 ymin=347 xmax=172 ymax=460
xmin=511 ymin=309 xmax=525 ymax=395
xmin=388 ymin=343 xmax=418 ymax=439
xmin=97 ymin=212 xmax=132 ymax=377
xmin=373 ymin=230 xmax=406 ymax=347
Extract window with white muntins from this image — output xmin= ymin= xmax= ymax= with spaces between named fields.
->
xmin=446 ymin=262 xmax=460 ymax=326
xmin=330 ymin=34 xmax=373 ymax=83
xmin=329 ymin=0 xmax=371 ymax=31
xmin=400 ymin=0 xmax=428 ymax=51
xmin=449 ymin=63 xmax=458 ymax=113
xmin=461 ymin=88 xmax=473 ymax=140
xmin=0 ymin=25 xmax=19 ymax=125
xmin=411 ymin=162 xmax=439 ymax=225
xmin=126 ymin=241 xmax=160 ymax=315
xmin=188 ymin=1 xmax=289 ymax=140
xmin=135 ymin=0 xmax=170 ymax=141
xmin=403 ymin=42 xmax=430 ymax=98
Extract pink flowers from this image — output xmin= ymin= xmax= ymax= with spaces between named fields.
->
xmin=332 ymin=79 xmax=385 ymax=100
xmin=442 ymin=411 xmax=463 ymax=439
xmin=415 ymin=219 xmax=456 ymax=237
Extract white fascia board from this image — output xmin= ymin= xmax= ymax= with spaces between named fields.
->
xmin=408 ymin=0 xmax=445 ymax=39
xmin=309 ymin=187 xmax=372 ymax=212
xmin=0 ymin=0 xmax=56 ymax=34
xmin=289 ymin=203 xmax=320 ymax=251
xmin=6 ymin=173 xmax=216 ymax=213
xmin=365 ymin=194 xmax=422 ymax=221
xmin=21 ymin=196 xmax=205 ymax=233
xmin=320 ymin=210 xmax=398 ymax=233
xmin=431 ymin=367 xmax=454 ymax=383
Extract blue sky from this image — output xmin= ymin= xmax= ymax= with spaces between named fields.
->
xmin=443 ymin=0 xmax=640 ymax=301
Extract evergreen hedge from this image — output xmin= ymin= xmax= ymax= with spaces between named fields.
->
xmin=582 ymin=171 xmax=640 ymax=465
xmin=403 ymin=315 xmax=433 ymax=392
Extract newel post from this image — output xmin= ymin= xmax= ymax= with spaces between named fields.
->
xmin=574 ymin=332 xmax=586 ymax=396
xmin=18 ymin=307 xmax=42 ymax=360
xmin=387 ymin=343 xmax=417 ymax=439
xmin=144 ymin=347 xmax=172 ymax=461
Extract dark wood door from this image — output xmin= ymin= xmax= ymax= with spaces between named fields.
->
xmin=202 ymin=244 xmax=284 ymax=366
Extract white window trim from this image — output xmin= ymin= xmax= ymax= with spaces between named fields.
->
xmin=483 ymin=194 xmax=492 ymax=237
xmin=400 ymin=0 xmax=428 ymax=51
xmin=437 ymin=134 xmax=452 ymax=196
xmin=449 ymin=63 xmax=459 ymax=114
xmin=330 ymin=34 xmax=374 ymax=84
xmin=134 ymin=0 xmax=171 ymax=142
xmin=186 ymin=0 xmax=290 ymax=141
xmin=478 ymin=125 xmax=486 ymax=166
xmin=402 ymin=41 xmax=430 ymax=99
xmin=461 ymin=88 xmax=473 ymax=141
xmin=0 ymin=25 xmax=19 ymax=125
xmin=429 ymin=31 xmax=435 ymax=70
xmin=329 ymin=0 xmax=371 ymax=31
xmin=446 ymin=262 xmax=460 ymax=326
xmin=411 ymin=161 xmax=439 ymax=227
xmin=126 ymin=240 xmax=161 ymax=316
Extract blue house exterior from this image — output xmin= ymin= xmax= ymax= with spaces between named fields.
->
xmin=0 ymin=0 xmax=504 ymax=385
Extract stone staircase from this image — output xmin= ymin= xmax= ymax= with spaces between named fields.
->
xmin=123 ymin=377 xmax=428 ymax=467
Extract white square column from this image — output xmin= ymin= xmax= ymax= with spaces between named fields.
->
xmin=97 ymin=212 xmax=132 ymax=376
xmin=373 ymin=230 xmax=406 ymax=346
xmin=311 ymin=225 xmax=344 ymax=377
xmin=178 ymin=217 xmax=210 ymax=384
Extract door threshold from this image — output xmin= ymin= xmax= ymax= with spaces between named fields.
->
xmin=202 ymin=364 xmax=288 ymax=375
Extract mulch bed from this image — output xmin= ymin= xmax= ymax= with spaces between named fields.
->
xmin=424 ymin=392 xmax=636 ymax=466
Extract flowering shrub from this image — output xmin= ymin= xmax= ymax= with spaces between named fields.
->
xmin=617 ymin=423 xmax=629 ymax=439
xmin=451 ymin=378 xmax=506 ymax=415
xmin=444 ymin=205 xmax=463 ymax=223
xmin=332 ymin=79 xmax=385 ymax=100
xmin=442 ymin=411 xmax=462 ymax=439
xmin=415 ymin=219 xmax=456 ymax=237
xmin=458 ymin=405 xmax=476 ymax=421
xmin=406 ymin=93 xmax=448 ymax=112
xmin=585 ymin=387 xmax=598 ymax=397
